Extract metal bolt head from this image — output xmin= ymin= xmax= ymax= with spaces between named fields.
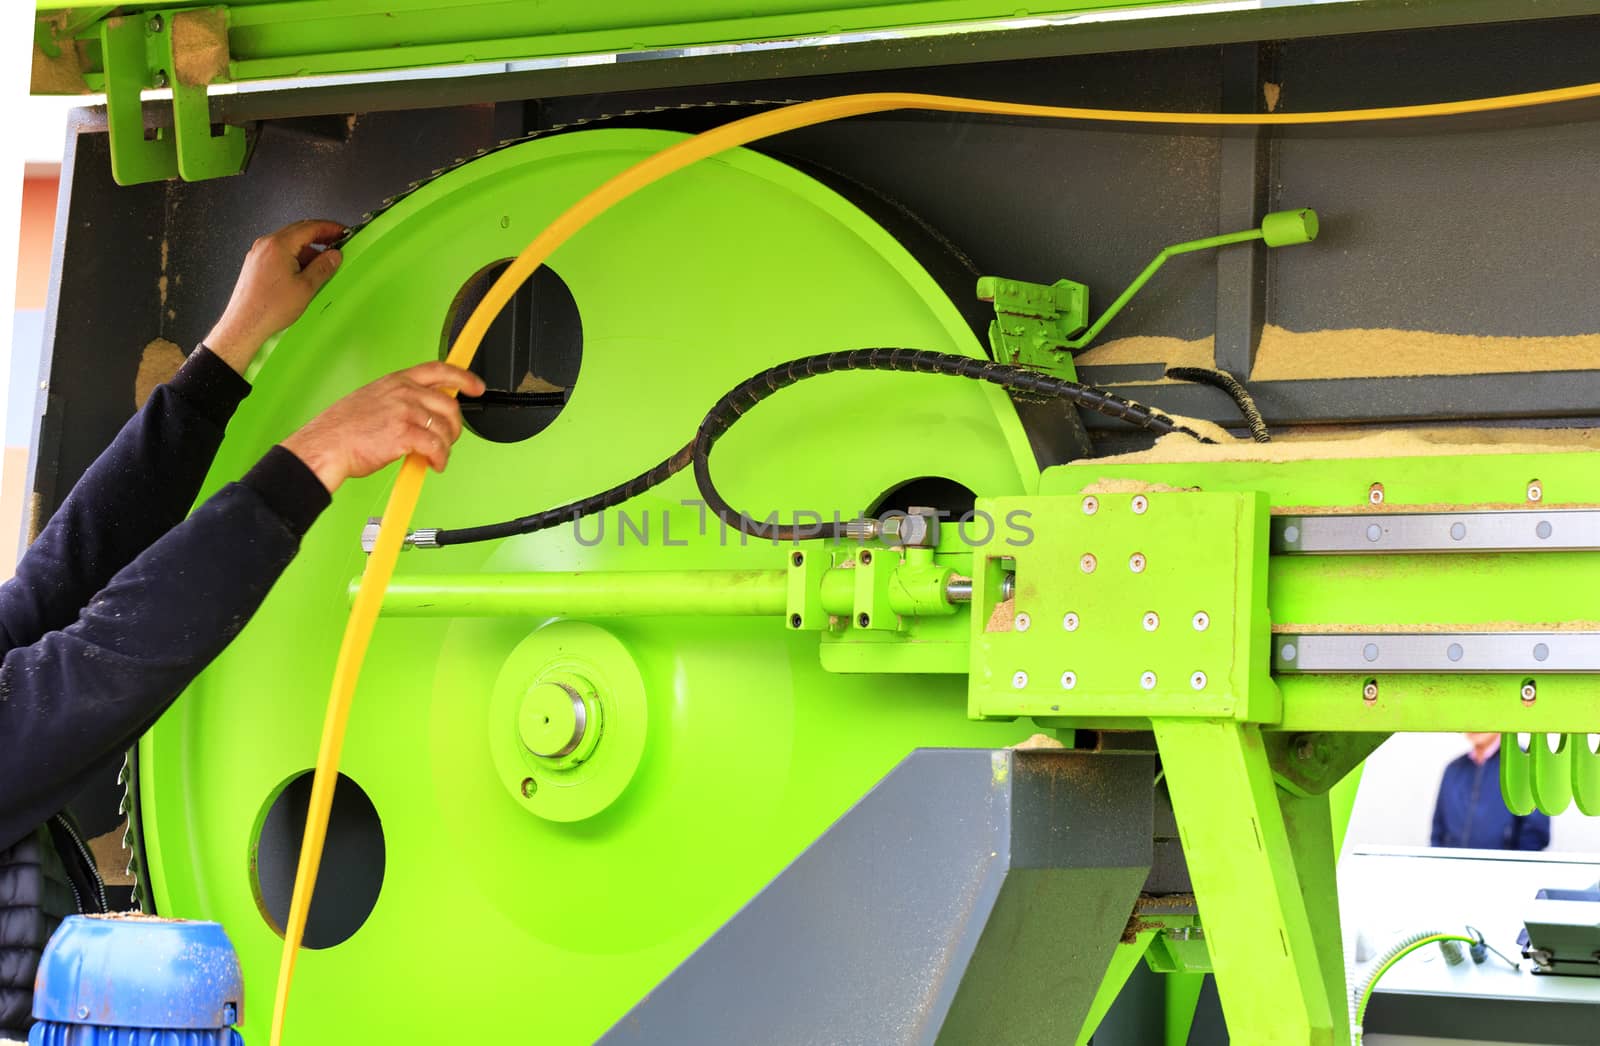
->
xmin=1060 ymin=671 xmax=1077 ymax=690
xmin=1082 ymin=496 xmax=1099 ymax=515
xmin=1362 ymin=680 xmax=1379 ymax=703
xmin=1528 ymin=480 xmax=1543 ymax=503
xmin=1142 ymin=611 xmax=1160 ymax=632
xmin=1080 ymin=553 xmax=1097 ymax=574
xmin=1295 ymin=737 xmax=1317 ymax=761
xmin=520 ymin=777 xmax=537 ymax=798
xmin=1368 ymin=483 xmax=1385 ymax=505
xmin=1190 ymin=671 xmax=1207 ymax=690
xmin=1062 ymin=612 xmax=1080 ymax=631
xmin=1129 ymin=552 xmax=1146 ymax=573
xmin=1012 ymin=670 xmax=1029 ymax=689
xmin=1192 ymin=611 xmax=1210 ymax=632
xmin=1140 ymin=671 xmax=1157 ymax=690
xmin=154 ymin=70 xmax=169 ymax=89
xmin=1132 ymin=495 xmax=1149 ymax=514
xmin=147 ymin=14 xmax=164 ymax=33
xmin=1522 ymin=681 xmax=1538 ymax=703
xmin=1014 ymin=612 xmax=1032 ymax=633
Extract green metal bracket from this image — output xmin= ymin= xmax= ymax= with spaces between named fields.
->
xmin=978 ymin=208 xmax=1318 ymax=373
xmin=1265 ymin=731 xmax=1389 ymax=798
xmin=977 ymin=276 xmax=1089 ymax=375
xmin=969 ymin=489 xmax=1277 ymax=722
xmin=1143 ymin=920 xmax=1211 ymax=975
xmin=99 ymin=9 xmax=245 ymax=186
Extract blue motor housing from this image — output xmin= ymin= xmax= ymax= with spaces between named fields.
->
xmin=29 ymin=916 xmax=244 ymax=1045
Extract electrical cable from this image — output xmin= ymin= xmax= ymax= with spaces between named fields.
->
xmin=1351 ymin=931 xmax=1475 ymax=1044
xmin=1164 ymin=366 xmax=1270 ymax=442
xmin=270 ymin=80 xmax=1600 ymax=1044
xmin=434 ymin=347 xmax=1210 ymax=546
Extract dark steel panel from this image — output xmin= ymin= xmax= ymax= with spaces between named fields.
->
xmin=1271 ymin=20 xmax=1600 ymax=340
xmin=601 ymin=748 xmax=1155 ymax=1046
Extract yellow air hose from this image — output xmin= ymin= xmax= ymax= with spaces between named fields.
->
xmin=268 ymin=80 xmax=1600 ymax=1043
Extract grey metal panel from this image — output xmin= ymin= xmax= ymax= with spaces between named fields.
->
xmin=600 ymin=747 xmax=1155 ymax=1046
xmin=1271 ymin=21 xmax=1600 ymax=341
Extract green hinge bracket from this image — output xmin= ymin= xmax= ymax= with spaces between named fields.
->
xmin=99 ymin=8 xmax=246 ymax=185
xmin=978 ymin=207 xmax=1318 ymax=375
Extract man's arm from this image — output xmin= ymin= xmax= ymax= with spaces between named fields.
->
xmin=0 ymin=221 xmax=344 ymax=651
xmin=0 ymin=361 xmax=484 ymax=852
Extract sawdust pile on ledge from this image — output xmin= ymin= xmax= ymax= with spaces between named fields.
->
xmin=1254 ymin=325 xmax=1600 ymax=380
xmin=1074 ymin=334 xmax=1213 ymax=370
xmin=1082 ymin=423 xmax=1600 ymax=467
xmin=1074 ymin=325 xmax=1600 ymax=381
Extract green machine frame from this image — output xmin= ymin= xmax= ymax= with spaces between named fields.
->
xmin=370 ymin=446 xmax=1600 ymax=1043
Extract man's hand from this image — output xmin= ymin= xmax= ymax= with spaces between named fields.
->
xmin=205 ymin=219 xmax=347 ymax=373
xmin=281 ymin=363 xmax=488 ymax=493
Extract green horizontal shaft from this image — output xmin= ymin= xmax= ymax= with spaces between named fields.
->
xmin=368 ymin=570 xmax=789 ymax=617
xmin=1067 ymin=227 xmax=1263 ymax=350
xmin=363 ymin=567 xmax=954 ymax=618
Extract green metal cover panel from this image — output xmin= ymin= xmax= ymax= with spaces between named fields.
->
xmin=35 ymin=1 xmax=1226 ymax=80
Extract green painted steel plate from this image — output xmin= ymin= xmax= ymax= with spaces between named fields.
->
xmin=139 ymin=129 xmax=1040 ymax=1042
xmin=969 ymin=490 xmax=1274 ymax=723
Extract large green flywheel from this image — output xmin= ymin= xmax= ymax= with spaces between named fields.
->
xmin=137 ymin=129 xmax=1042 ymax=1043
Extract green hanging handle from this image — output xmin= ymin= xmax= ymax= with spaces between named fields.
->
xmin=1571 ymin=736 xmax=1600 ymax=815
xmin=1531 ymin=733 xmax=1574 ymax=815
xmin=1501 ymin=733 xmax=1537 ymax=816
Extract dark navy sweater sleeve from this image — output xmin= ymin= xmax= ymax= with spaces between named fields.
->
xmin=0 ymin=350 xmax=331 ymax=851
xmin=0 ymin=347 xmax=250 ymax=650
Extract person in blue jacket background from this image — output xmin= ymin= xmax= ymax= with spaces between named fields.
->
xmin=1431 ymin=732 xmax=1551 ymax=850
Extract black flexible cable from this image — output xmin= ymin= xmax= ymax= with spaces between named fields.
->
xmin=434 ymin=348 xmax=1212 ymax=546
xmin=1164 ymin=365 xmax=1270 ymax=442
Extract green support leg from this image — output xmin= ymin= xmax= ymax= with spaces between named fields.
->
xmin=1153 ymin=719 xmax=1349 ymax=1046
xmin=1278 ymin=788 xmax=1350 ymax=1045
xmin=1164 ymin=972 xmax=1206 ymax=1046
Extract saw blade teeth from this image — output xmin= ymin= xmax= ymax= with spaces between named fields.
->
xmin=336 ymin=97 xmax=790 ymax=259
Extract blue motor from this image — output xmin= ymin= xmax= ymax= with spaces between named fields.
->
xmin=29 ymin=916 xmax=244 ymax=1045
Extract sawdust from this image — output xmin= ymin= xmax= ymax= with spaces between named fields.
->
xmin=30 ymin=14 xmax=90 ymax=94
xmin=986 ymin=598 xmax=1015 ymax=633
xmin=172 ymin=8 xmax=231 ymax=87
xmin=1075 ymin=478 xmax=1198 ymax=495
xmin=1275 ymin=620 xmax=1600 ymax=633
xmin=88 ymin=912 xmax=182 ymax=922
xmin=31 ymin=41 xmax=89 ymax=95
xmin=516 ymin=371 xmax=565 ymax=393
xmin=157 ymin=274 xmax=169 ymax=309
xmin=1081 ymin=424 xmax=1600 ymax=467
xmin=1012 ymin=733 xmax=1066 ymax=750
xmin=1253 ymin=325 xmax=1600 ymax=381
xmin=160 ymin=237 xmax=169 ymax=272
xmin=136 ymin=339 xmax=186 ymax=409
xmin=89 ymin=823 xmax=135 ymax=887
xmin=346 ymin=114 xmax=360 ymax=135
xmin=1263 ymin=82 xmax=1282 ymax=113
xmin=1067 ymin=326 xmax=1600 ymax=383
xmin=1074 ymin=333 xmax=1213 ymax=371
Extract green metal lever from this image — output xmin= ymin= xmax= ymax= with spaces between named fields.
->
xmin=979 ymin=208 xmax=1318 ymax=370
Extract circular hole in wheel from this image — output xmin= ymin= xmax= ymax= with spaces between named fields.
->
xmin=442 ymin=259 xmax=582 ymax=443
xmin=251 ymin=770 xmax=385 ymax=949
